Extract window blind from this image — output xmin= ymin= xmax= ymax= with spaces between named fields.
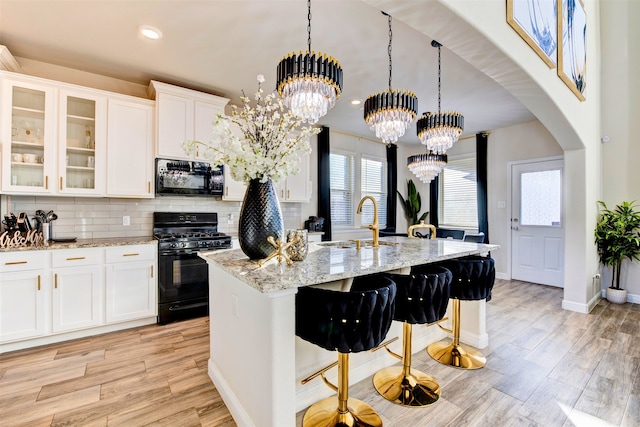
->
xmin=438 ymin=156 xmax=478 ymax=228
xmin=330 ymin=153 xmax=355 ymax=226
xmin=361 ymin=157 xmax=387 ymax=227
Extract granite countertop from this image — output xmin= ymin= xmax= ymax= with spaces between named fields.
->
xmin=199 ymin=236 xmax=499 ymax=293
xmin=0 ymin=236 xmax=157 ymax=252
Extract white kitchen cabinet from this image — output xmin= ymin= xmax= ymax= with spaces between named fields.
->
xmin=57 ymin=89 xmax=107 ymax=195
xmin=275 ymin=151 xmax=312 ymax=203
xmin=105 ymin=245 xmax=157 ymax=323
xmin=1 ymin=75 xmax=56 ymax=194
xmin=1 ymin=72 xmax=108 ymax=197
xmin=0 ymin=251 xmax=50 ymax=343
xmin=106 ymin=97 xmax=155 ymax=198
xmin=223 ymin=167 xmax=247 ymax=201
xmin=51 ymin=248 xmax=104 ymax=332
xmin=149 ymin=80 xmax=228 ymax=161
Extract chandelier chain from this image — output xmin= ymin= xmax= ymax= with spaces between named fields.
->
xmin=307 ymin=0 xmax=312 ymax=53
xmin=388 ymin=14 xmax=393 ymax=90
xmin=437 ymin=43 xmax=441 ymax=112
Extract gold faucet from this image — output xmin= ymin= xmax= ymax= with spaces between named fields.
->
xmin=356 ymin=196 xmax=379 ymax=247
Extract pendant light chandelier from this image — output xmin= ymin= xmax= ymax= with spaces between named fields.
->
xmin=407 ymin=150 xmax=447 ymax=184
xmin=276 ymin=0 xmax=343 ymax=124
xmin=416 ymin=40 xmax=464 ymax=154
xmin=364 ymin=12 xmax=417 ymax=145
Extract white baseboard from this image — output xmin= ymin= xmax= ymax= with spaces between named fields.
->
xmin=561 ymin=298 xmax=591 ymax=313
xmin=208 ymin=359 xmax=254 ymax=427
xmin=0 ymin=317 xmax=157 ymax=354
xmin=495 ymin=272 xmax=509 ymax=280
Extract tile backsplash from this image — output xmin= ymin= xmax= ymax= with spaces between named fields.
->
xmin=5 ymin=196 xmax=304 ymax=240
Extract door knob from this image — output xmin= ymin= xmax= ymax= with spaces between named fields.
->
xmin=512 ymin=226 xmax=519 ymax=230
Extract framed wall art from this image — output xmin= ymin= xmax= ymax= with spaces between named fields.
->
xmin=507 ymin=0 xmax=558 ymax=68
xmin=557 ymin=0 xmax=586 ymax=101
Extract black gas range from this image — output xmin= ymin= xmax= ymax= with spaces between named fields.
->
xmin=153 ymin=212 xmax=232 ymax=324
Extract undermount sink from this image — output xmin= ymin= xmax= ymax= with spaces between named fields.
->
xmin=316 ymin=239 xmax=398 ymax=248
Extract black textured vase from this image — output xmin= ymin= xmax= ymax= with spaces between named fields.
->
xmin=238 ymin=178 xmax=284 ymax=260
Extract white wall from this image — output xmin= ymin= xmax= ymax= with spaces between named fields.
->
xmin=600 ymin=0 xmax=640 ymax=297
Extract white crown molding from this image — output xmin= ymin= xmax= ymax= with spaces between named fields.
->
xmin=0 ymin=45 xmax=20 ymax=71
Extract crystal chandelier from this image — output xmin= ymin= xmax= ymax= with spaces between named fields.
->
xmin=407 ymin=150 xmax=447 ymax=184
xmin=276 ymin=0 xmax=342 ymax=124
xmin=417 ymin=41 xmax=464 ymax=154
xmin=364 ymin=12 xmax=417 ymax=145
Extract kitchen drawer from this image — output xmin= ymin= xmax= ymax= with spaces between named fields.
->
xmin=0 ymin=251 xmax=50 ymax=273
xmin=105 ymin=244 xmax=156 ymax=264
xmin=52 ymin=247 xmax=104 ymax=268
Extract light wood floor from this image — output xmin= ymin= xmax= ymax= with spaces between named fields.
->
xmin=1 ymin=279 xmax=639 ymax=426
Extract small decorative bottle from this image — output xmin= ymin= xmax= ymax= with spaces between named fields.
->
xmin=85 ymin=126 xmax=93 ymax=149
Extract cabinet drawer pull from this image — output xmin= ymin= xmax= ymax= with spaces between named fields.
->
xmin=66 ymin=256 xmax=86 ymax=261
xmin=46 ymin=176 xmax=49 ymax=190
xmin=123 ymin=253 xmax=140 ymax=257
xmin=55 ymin=273 xmax=58 ymax=289
xmin=148 ymin=181 xmax=151 ymax=193
xmin=60 ymin=177 xmax=63 ymax=190
xmin=38 ymin=275 xmax=41 ymax=291
xmin=225 ymin=186 xmax=229 ymax=196
xmin=287 ymin=190 xmax=290 ymax=199
xmin=151 ymin=265 xmax=154 ymax=278
xmin=5 ymin=261 xmax=28 ymax=265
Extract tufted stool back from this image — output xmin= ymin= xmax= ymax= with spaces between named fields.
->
xmin=296 ymin=276 xmax=396 ymax=354
xmin=414 ymin=255 xmax=495 ymax=301
xmin=386 ymin=266 xmax=452 ymax=325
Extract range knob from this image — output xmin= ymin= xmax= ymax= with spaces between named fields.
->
xmin=170 ymin=243 xmax=177 ymax=249
xmin=179 ymin=242 xmax=186 ymax=248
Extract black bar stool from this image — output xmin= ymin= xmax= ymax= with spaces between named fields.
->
xmin=372 ymin=266 xmax=452 ymax=407
xmin=412 ymin=255 xmax=495 ymax=370
xmin=296 ymin=275 xmax=397 ymax=427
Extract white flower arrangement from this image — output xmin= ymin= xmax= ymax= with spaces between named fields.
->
xmin=182 ymin=74 xmax=321 ymax=184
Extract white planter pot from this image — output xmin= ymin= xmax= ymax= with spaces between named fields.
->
xmin=606 ymin=287 xmax=628 ymax=304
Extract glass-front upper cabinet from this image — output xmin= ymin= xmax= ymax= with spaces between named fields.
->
xmin=1 ymin=78 xmax=56 ymax=193
xmin=58 ymin=90 xmax=106 ymax=195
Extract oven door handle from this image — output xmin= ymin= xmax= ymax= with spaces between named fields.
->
xmin=159 ymin=250 xmax=198 ymax=256
xmin=169 ymin=302 xmax=208 ymax=311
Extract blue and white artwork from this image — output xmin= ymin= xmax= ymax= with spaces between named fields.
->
xmin=507 ymin=0 xmax=558 ymax=68
xmin=558 ymin=0 xmax=586 ymax=100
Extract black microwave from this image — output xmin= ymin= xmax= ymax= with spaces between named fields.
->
xmin=155 ymin=158 xmax=224 ymax=196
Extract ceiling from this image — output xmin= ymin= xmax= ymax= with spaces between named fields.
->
xmin=0 ymin=0 xmax=535 ymax=146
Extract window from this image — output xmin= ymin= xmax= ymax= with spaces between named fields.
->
xmin=329 ymin=152 xmax=387 ymax=228
xmin=330 ymin=153 xmax=355 ymax=226
xmin=438 ymin=156 xmax=478 ymax=228
xmin=361 ymin=157 xmax=387 ymax=226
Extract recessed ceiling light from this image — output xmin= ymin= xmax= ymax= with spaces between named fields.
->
xmin=351 ymin=99 xmax=362 ymax=105
xmin=140 ymin=25 xmax=163 ymax=40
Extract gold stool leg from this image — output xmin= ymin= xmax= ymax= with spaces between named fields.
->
xmin=427 ymin=299 xmax=486 ymax=369
xmin=303 ymin=353 xmax=383 ymax=427
xmin=373 ymin=322 xmax=440 ymax=406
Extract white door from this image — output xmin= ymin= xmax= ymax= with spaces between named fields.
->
xmin=511 ymin=159 xmax=564 ymax=287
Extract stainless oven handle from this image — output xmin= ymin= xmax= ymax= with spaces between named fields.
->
xmin=169 ymin=302 xmax=208 ymax=311
xmin=159 ymin=250 xmax=198 ymax=256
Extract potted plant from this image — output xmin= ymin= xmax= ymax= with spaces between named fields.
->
xmin=397 ymin=179 xmax=429 ymax=226
xmin=594 ymin=200 xmax=640 ymax=304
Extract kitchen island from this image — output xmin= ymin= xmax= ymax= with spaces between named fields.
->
xmin=199 ymin=237 xmax=498 ymax=427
